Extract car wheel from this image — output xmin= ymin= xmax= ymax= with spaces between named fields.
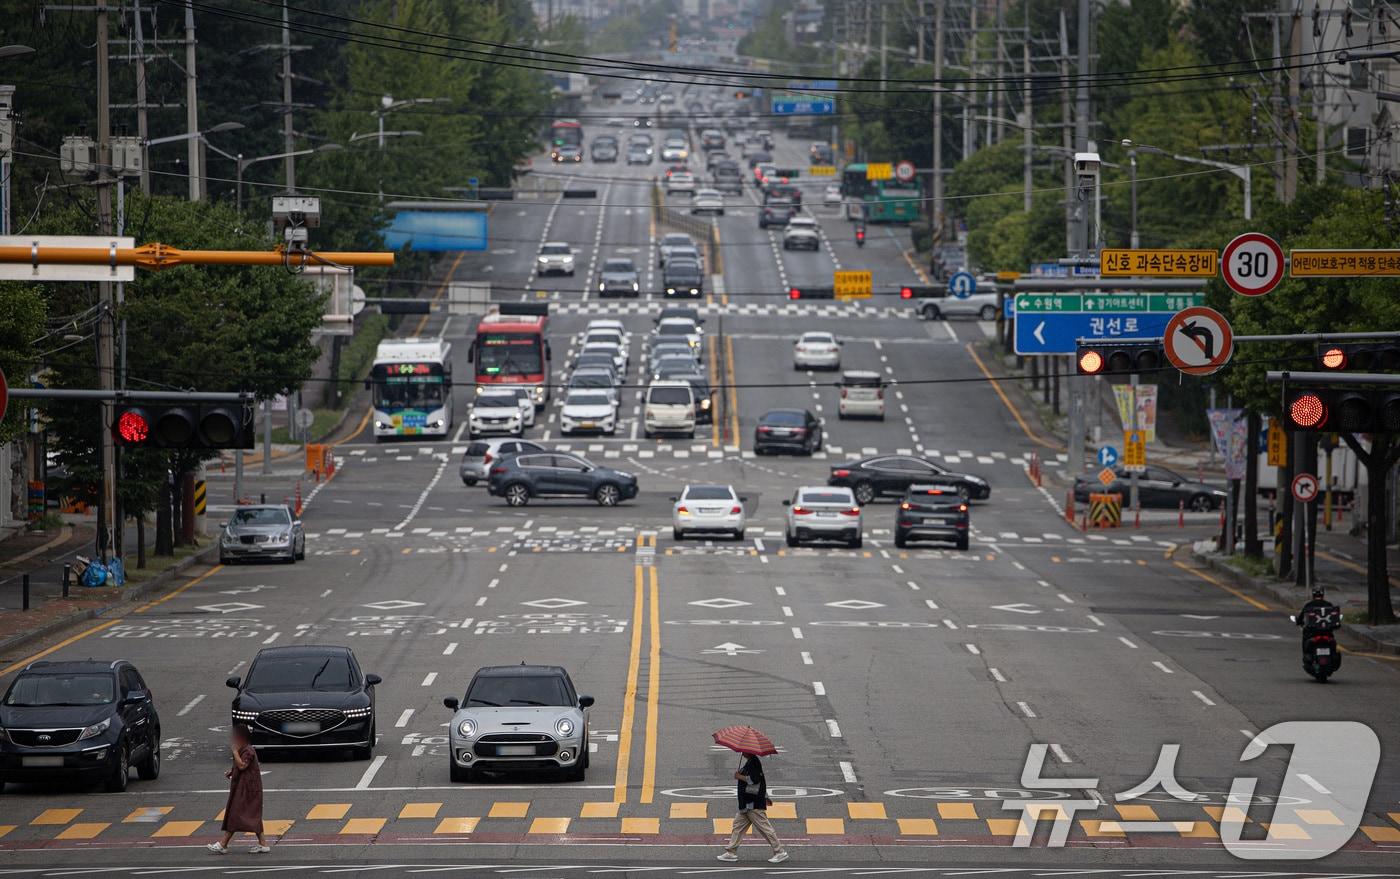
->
xmin=566 ymin=760 xmax=586 ymax=782
xmin=673 ymin=527 xmax=683 ymax=541
xmin=785 ymin=532 xmax=798 ymax=548
xmin=734 ymin=529 xmax=745 ymax=541
xmin=894 ymin=531 xmax=908 ymax=549
xmin=595 ymin=484 xmax=622 ymax=506
xmin=980 ymin=305 xmax=998 ymax=321
xmin=104 ymin=742 xmax=130 ymax=793
xmin=1189 ymin=493 xmax=1215 ymax=512
xmin=853 ymin=481 xmax=875 ymax=505
xmin=849 ymin=535 xmax=863 ymax=549
xmin=814 ymin=431 xmax=823 ymax=452
xmin=462 ymin=478 xmax=477 ymax=487
xmin=504 ymin=483 xmax=531 ymax=507
xmin=285 ymin=551 xmax=296 ymax=564
xmin=219 ymin=553 xmax=229 ymax=565
xmin=137 ymin=737 xmax=161 ymax=780
xmin=450 ymin=762 xmax=470 ymax=783
xmin=921 ymin=304 xmax=941 ymax=321
xmin=353 ymin=723 xmax=376 ymax=761
xmin=295 ymin=541 xmax=305 ymax=561
xmin=837 ymin=411 xmax=847 ymax=420
xmin=956 ymin=536 xmax=970 ymax=551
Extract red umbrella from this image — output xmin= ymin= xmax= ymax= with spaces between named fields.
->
xmin=712 ymin=725 xmax=778 ymax=756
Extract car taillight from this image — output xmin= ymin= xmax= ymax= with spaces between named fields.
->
xmin=876 ymin=388 xmax=884 ymax=399
xmin=840 ymin=388 xmax=848 ymax=398
xmin=730 ymin=505 xmax=743 ymax=514
xmin=840 ymin=507 xmax=861 ymax=517
xmin=900 ymin=502 xmax=911 ymax=510
xmin=792 ymin=427 xmax=806 ymax=435
xmin=677 ymin=505 xmax=689 ymax=514
xmin=792 ymin=505 xmax=812 ymax=515
xmin=832 ymin=469 xmax=850 ymax=477
xmin=483 ymin=452 xmax=492 ymax=464
xmin=758 ymin=426 xmax=772 ymax=433
xmin=491 ymin=466 xmax=508 ymax=474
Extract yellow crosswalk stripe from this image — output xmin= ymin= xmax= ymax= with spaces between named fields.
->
xmin=1114 ymin=804 xmax=1159 ymax=821
xmin=56 ymin=823 xmax=108 ymax=840
xmin=434 ymin=817 xmax=479 ymax=834
xmin=937 ymin=802 xmax=978 ymax=820
xmin=847 ymin=802 xmax=887 ymax=820
xmin=805 ymin=818 xmax=844 ymax=834
xmin=123 ymin=807 xmax=173 ymax=823
xmin=621 ymin=817 xmax=660 ymax=834
xmin=1204 ymin=805 xmax=1250 ymax=823
xmin=1261 ymin=822 xmax=1310 ymax=840
xmin=1080 ymin=819 xmax=1125 ymax=837
xmin=1296 ymin=809 xmax=1343 ymax=826
xmin=0 ymin=826 xmax=14 ymax=840
xmin=1361 ymin=825 xmax=1400 ymax=842
xmin=152 ymin=821 xmax=204 ymax=838
xmin=669 ymin=802 xmax=707 ymax=819
xmin=339 ymin=818 xmax=386 ymax=835
xmin=897 ymin=818 xmax=938 ymax=836
xmin=488 ymin=801 xmax=530 ymax=818
xmin=307 ymin=804 xmax=351 ymax=820
xmin=32 ymin=808 xmax=83 ymax=825
xmin=1389 ymin=811 xmax=1400 ymax=827
xmin=985 ymin=818 xmax=1022 ymax=836
xmin=398 ymin=803 xmax=442 ymax=819
xmin=765 ymin=802 xmax=797 ymax=819
xmin=528 ymin=817 xmax=570 ymax=834
xmin=265 ymin=820 xmax=295 ymax=836
xmin=712 ymin=817 xmax=732 ymax=835
xmin=580 ymin=802 xmax=620 ymax=818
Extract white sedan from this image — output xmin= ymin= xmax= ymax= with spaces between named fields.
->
xmin=794 ymin=331 xmax=842 ymax=370
xmin=782 ymin=216 xmax=821 ymax=251
xmin=823 ymin=183 xmax=843 ymax=205
xmin=559 ymin=390 xmax=618 ymax=436
xmin=672 ymin=484 xmax=746 ymax=540
xmin=665 ymin=172 xmax=697 ymax=195
xmin=690 ymin=188 xmax=725 ymax=215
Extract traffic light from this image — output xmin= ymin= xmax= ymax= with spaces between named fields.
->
xmin=1074 ymin=341 xmax=1165 ymax=376
xmin=113 ymin=403 xmax=254 ymax=449
xmin=1315 ymin=341 xmax=1400 ymax=372
xmin=1282 ymin=387 xmax=1400 ymax=433
xmin=788 ymin=286 xmax=834 ymax=300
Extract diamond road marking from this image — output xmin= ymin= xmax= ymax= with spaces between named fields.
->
xmin=362 ymin=600 xmax=426 ymax=611
xmin=520 ymin=598 xmax=587 ymax=609
xmin=689 ymin=598 xmax=752 ymax=609
xmin=196 ymin=602 xmax=263 ymax=614
xmin=825 ymin=599 xmax=885 ymax=610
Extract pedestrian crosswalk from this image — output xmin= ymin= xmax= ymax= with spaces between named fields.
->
xmin=541 ymin=299 xmax=913 ymax=320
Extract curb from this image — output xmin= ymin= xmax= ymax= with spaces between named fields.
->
xmin=0 ymin=544 xmax=219 ymax=660
xmin=1190 ymin=546 xmax=1400 ymax=655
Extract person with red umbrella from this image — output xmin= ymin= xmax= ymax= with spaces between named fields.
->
xmin=713 ymin=725 xmax=789 ymax=863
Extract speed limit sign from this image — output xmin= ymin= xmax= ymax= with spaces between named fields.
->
xmin=1221 ymin=232 xmax=1284 ymax=297
xmin=895 ymin=160 xmax=916 ymax=183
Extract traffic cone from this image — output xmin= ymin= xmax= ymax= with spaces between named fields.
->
xmin=295 ymin=481 xmax=303 ymax=517
xmin=1178 ymin=499 xmax=1185 ymax=528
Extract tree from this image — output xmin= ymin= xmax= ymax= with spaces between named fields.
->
xmin=0 ymin=284 xmax=45 ymax=443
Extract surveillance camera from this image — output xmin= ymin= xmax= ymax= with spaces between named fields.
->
xmin=1073 ymin=151 xmax=1101 ymax=176
xmin=270 ymin=195 xmax=320 ymax=230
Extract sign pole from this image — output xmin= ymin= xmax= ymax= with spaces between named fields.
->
xmin=1128 ymin=373 xmax=1139 ymax=511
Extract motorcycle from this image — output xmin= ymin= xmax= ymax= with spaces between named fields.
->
xmin=855 ymin=224 xmax=866 ymax=248
xmin=1291 ymin=605 xmax=1342 ymax=682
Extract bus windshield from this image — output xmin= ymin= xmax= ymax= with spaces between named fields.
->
xmin=372 ymin=362 xmax=446 ymax=411
xmin=478 ymin=333 xmax=544 ymax=376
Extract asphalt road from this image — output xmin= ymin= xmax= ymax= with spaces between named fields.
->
xmin=2 ymin=107 xmax=1399 ymax=876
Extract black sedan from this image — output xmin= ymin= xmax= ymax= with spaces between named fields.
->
xmin=754 ymin=409 xmax=823 ymax=455
xmin=1073 ymin=465 xmax=1225 ymax=510
xmin=828 ymin=454 xmax=991 ymax=505
xmin=228 ymin=646 xmax=380 ymax=759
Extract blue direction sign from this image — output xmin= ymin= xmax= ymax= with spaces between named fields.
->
xmin=772 ymin=80 xmax=836 ymax=116
xmin=948 ymin=271 xmax=976 ymax=299
xmin=1097 ymin=446 xmax=1119 ymax=467
xmin=1014 ymin=312 xmax=1176 ymax=355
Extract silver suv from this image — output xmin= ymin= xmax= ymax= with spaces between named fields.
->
xmin=444 ymin=664 xmax=593 ymax=782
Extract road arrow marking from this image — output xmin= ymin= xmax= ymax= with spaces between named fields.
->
xmin=1033 ymin=321 xmax=1046 ymax=345
xmin=992 ymin=603 xmax=1041 ymax=614
xmin=703 ymin=642 xmax=762 ymax=656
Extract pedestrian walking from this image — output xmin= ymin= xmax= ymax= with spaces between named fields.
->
xmin=711 ymin=725 xmax=788 ymax=864
xmin=208 ymin=724 xmax=269 ymax=854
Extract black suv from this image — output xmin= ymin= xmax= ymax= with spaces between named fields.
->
xmin=227 ymin=646 xmax=380 ymax=760
xmin=488 ymin=451 xmax=639 ymax=507
xmin=895 ymin=484 xmax=971 ymax=550
xmin=0 ymin=659 xmax=161 ymax=792
xmin=663 ymin=260 xmax=704 ymax=298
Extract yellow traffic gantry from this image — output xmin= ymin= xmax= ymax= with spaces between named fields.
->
xmin=0 ymin=242 xmax=395 ymax=271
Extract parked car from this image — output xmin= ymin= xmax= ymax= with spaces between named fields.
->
xmin=672 ymin=484 xmax=746 ymax=540
xmin=536 ymin=242 xmax=576 ymax=276
xmin=837 ymin=370 xmax=885 ymax=420
xmin=784 ymin=486 xmax=862 ymax=548
xmin=468 ymin=392 xmax=525 ymax=439
xmin=793 ymin=331 xmax=841 ymax=370
xmin=488 ymin=451 xmax=637 ymax=507
xmin=460 ymin=438 xmax=546 ymax=486
xmin=690 ymin=188 xmax=725 ymax=215
xmin=443 ymin=664 xmax=593 ymax=782
xmin=560 ymin=390 xmax=618 ymax=436
xmin=1072 ymin=465 xmax=1226 ymax=510
xmin=828 ymin=454 xmax=992 ymax=505
xmin=598 ymin=257 xmax=640 ymax=297
xmin=782 ymin=216 xmax=821 ymax=250
xmin=754 ymin=408 xmax=823 ymax=455
xmin=219 ymin=504 xmax=305 ymax=565
xmin=0 ymin=659 xmax=161 ymax=792
xmin=895 ymin=484 xmax=970 ymax=550
xmin=227 ymin=646 xmax=380 ymax=759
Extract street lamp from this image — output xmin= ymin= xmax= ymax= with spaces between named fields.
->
xmin=0 ymin=45 xmax=35 ymax=60
xmin=1121 ymin=139 xmax=1253 ymax=241
xmin=376 ymin=95 xmax=448 ymax=149
xmin=144 ymin=121 xmax=244 ymax=148
xmin=232 ymin=143 xmax=342 ymax=212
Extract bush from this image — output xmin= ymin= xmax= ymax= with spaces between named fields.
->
xmin=338 ymin=312 xmax=390 ymax=390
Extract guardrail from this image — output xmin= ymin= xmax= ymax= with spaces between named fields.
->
xmin=652 ymin=181 xmax=722 ymax=277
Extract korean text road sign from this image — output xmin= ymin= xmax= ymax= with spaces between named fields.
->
xmin=809 ymin=165 xmax=837 ymax=177
xmin=771 ymin=81 xmax=836 ymax=115
xmin=1267 ymin=417 xmax=1288 ymax=467
xmin=1289 ymin=249 xmax=1400 ymax=277
xmin=1163 ymin=305 xmax=1233 ymax=376
xmin=1097 ymin=445 xmax=1119 ymax=467
xmin=1221 ymin=232 xmax=1284 ymax=296
xmin=1097 ymin=467 xmax=1117 ymax=487
xmin=1292 ymin=472 xmax=1319 ymax=504
xmin=865 ymin=162 xmax=894 ymax=181
xmin=948 ymin=271 xmax=976 ymax=299
xmin=1100 ymin=248 xmax=1218 ymax=277
xmin=1014 ymin=292 xmax=1204 ymax=356
xmin=1122 ymin=430 xmax=1147 ymax=473
xmin=833 ymin=270 xmax=872 ymax=299
xmin=895 ymin=160 xmax=916 ymax=182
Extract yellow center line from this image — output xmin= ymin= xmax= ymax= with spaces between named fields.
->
xmin=1171 ymin=561 xmax=1274 ymax=611
xmin=708 ymin=332 xmax=721 ymax=448
xmin=725 ymin=335 xmax=740 ymax=448
xmin=640 ymin=565 xmax=661 ymax=803
xmin=412 ymin=251 xmax=466 ymax=337
xmin=133 ymin=563 xmax=227 ymax=614
xmin=963 ymin=342 xmax=1063 ymax=451
xmin=613 ymin=565 xmax=645 ymax=803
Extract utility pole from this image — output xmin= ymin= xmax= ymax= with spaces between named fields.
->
xmin=1285 ymin=9 xmax=1301 ymax=203
xmin=1023 ymin=29 xmax=1032 ymax=213
xmin=968 ymin=3 xmax=979 ymax=157
xmin=0 ymin=85 xmax=13 ymax=236
xmin=134 ymin=0 xmax=151 ymax=193
xmin=1059 ymin=11 xmax=1074 ymax=254
xmin=995 ymin=0 xmax=1006 ymax=146
xmin=879 ymin=1 xmax=887 ymax=92
xmin=282 ymin=1 xmax=295 ymax=192
xmin=96 ymin=6 xmax=117 ymax=560
xmin=1067 ymin=0 xmax=1093 ymax=478
xmin=1272 ymin=15 xmax=1285 ymax=202
xmin=183 ymin=2 xmax=200 ymax=200
xmin=932 ymin=0 xmax=944 ymax=245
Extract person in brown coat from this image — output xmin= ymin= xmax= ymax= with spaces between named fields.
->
xmin=208 ymin=724 xmax=269 ymax=854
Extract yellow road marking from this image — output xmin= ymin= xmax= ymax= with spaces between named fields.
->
xmin=580 ymin=802 xmax=620 ymax=818
xmin=711 ymin=817 xmax=734 ymax=835
xmin=986 ymin=818 xmax=1023 ymax=836
xmin=133 ymin=563 xmax=226 ymax=614
xmin=264 ymin=819 xmax=294 ymax=835
xmin=398 ymin=803 xmax=442 ymax=819
xmin=434 ymin=817 xmax=479 ymax=834
xmin=0 ymin=826 xmax=13 ymax=839
xmin=937 ymin=802 xmax=977 ymax=820
xmin=902 ymin=249 xmax=930 ymax=284
xmin=307 ymin=804 xmax=351 ymax=820
xmin=640 ymin=565 xmax=661 ymax=804
xmin=1080 ymin=819 xmax=1126 ymax=837
xmin=0 ymin=618 xmax=124 ymax=678
xmin=152 ymin=821 xmax=204 ymax=838
xmin=1171 ymin=561 xmax=1273 ymax=611
xmin=708 ymin=331 xmax=720 ymax=448
xmin=1296 ymin=809 xmax=1344 ymax=825
xmin=488 ymin=802 xmax=530 ymax=818
xmin=670 ymin=802 xmax=707 ymax=819
xmin=613 ymin=565 xmax=645 ymax=803
xmin=32 ymin=809 xmax=83 ymax=825
xmin=124 ymin=807 xmax=173 ymax=823
xmin=963 ymin=342 xmax=1062 ymax=451
xmin=806 ymin=817 xmax=845 ymax=834
xmin=56 ymin=823 xmax=108 ymax=840
xmin=340 ymin=817 xmax=386 ymax=835
xmin=528 ymin=817 xmax=570 ymax=834
xmin=1115 ymin=804 xmax=1159 ymax=821
xmin=1317 ymin=549 xmax=1400 ymax=588
xmin=1361 ymin=825 xmax=1400 ymax=842
xmin=333 ymin=405 xmax=374 ymax=447
xmin=725 ymin=335 xmax=740 ymax=447
xmin=765 ymin=802 xmax=797 ymax=819
xmin=622 ymin=816 xmax=660 ymax=834
xmin=898 ymin=818 xmax=939 ymax=835
xmin=848 ymin=802 xmax=887 ymax=819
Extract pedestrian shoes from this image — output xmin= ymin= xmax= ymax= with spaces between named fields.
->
xmin=716 ymin=853 xmax=738 ymax=862
xmin=769 ymin=852 xmax=790 ymax=863
xmin=206 ymin=843 xmax=228 ymax=854
xmin=250 ymin=845 xmax=271 ymax=854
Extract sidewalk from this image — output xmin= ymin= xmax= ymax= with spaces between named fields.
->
xmin=0 ymin=520 xmax=94 ymax=612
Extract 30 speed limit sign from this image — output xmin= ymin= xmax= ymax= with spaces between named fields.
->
xmin=1221 ymin=232 xmax=1284 ymax=296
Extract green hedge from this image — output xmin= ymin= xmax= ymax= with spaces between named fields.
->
xmin=338 ymin=312 xmax=390 ymax=389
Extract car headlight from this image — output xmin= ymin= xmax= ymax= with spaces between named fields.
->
xmin=344 ymin=707 xmax=372 ymax=719
xmin=232 ymin=709 xmax=257 ymax=721
xmin=376 ymin=420 xmax=392 ymax=430
xmin=667 ymin=287 xmax=676 ymax=294
xmin=428 ymin=419 xmax=444 ymax=429
xmin=556 ymin=718 xmax=575 ymax=737
xmin=700 ymin=398 xmax=711 ymax=410
xmin=77 ymin=717 xmax=111 ymax=741
xmin=632 ymin=282 xmax=639 ymax=290
xmin=599 ymin=282 xmax=606 ymax=291
xmin=533 ymin=386 xmax=545 ymax=400
xmin=457 ymin=719 xmax=477 ymax=738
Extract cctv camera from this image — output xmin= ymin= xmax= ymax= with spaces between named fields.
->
xmin=1073 ymin=151 xmax=1101 ymax=176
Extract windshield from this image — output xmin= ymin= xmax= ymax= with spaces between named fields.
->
xmin=603 ymin=259 xmax=634 ymax=273
xmin=540 ymin=244 xmax=570 ymax=255
xmin=568 ymin=393 xmax=612 ymax=407
xmin=764 ymin=410 xmax=806 ymax=426
xmin=685 ymin=486 xmax=734 ymax=500
xmin=372 ymin=363 xmax=446 ymax=410
xmin=662 ymin=235 xmax=690 ymax=247
xmin=658 ymin=324 xmax=692 ymax=336
xmin=246 ymin=655 xmax=356 ymax=692
xmin=571 ymin=373 xmax=613 ymax=389
xmin=232 ymin=507 xmax=291 ymax=526
xmin=477 ymin=334 xmax=543 ymax=376
xmin=649 ymin=387 xmax=692 ymax=405
xmin=476 ymin=396 xmax=517 ymax=409
xmin=5 ymin=673 xmax=115 ymax=706
xmin=465 ymin=674 xmax=571 ymax=707
xmin=667 ymin=267 xmax=701 ymax=282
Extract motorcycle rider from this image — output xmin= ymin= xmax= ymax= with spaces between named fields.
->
xmin=1295 ymin=588 xmax=1337 ymax=643
xmin=855 ymin=204 xmax=867 ymax=247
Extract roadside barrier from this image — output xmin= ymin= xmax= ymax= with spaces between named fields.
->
xmin=1088 ymin=492 xmax=1122 ymax=528
xmin=1178 ymin=499 xmax=1185 ymax=528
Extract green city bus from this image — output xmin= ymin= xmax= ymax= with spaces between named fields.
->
xmin=840 ymin=163 xmax=922 ymax=223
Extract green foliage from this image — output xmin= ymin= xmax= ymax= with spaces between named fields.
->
xmin=0 ymin=283 xmax=46 ymax=442
xmin=338 ymin=312 xmax=390 ymax=388
xmin=736 ymin=0 xmax=800 ymax=63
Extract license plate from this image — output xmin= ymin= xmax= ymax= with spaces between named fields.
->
xmin=1315 ymin=648 xmax=1332 ymax=656
xmin=817 ymin=511 xmax=838 ymax=518
xmin=496 ymin=745 xmax=536 ymax=756
xmin=283 ymin=721 xmax=321 ymax=735
xmin=22 ymin=756 xmax=64 ymax=768
xmin=581 ymin=422 xmax=596 ymax=429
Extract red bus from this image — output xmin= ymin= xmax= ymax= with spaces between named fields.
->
xmin=470 ymin=313 xmax=551 ymax=409
xmin=550 ymin=119 xmax=583 ymax=147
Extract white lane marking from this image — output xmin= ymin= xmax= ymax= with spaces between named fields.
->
xmin=800 ymin=652 xmax=813 ymax=665
xmin=1118 ymin=636 xmax=1139 ymax=649
xmin=942 ymin=619 xmax=958 ymax=629
xmin=839 ymin=761 xmax=858 ymax=783
xmin=1050 ymin=743 xmax=1072 ymax=763
xmin=355 ymin=755 xmax=387 ymax=790
xmin=177 ymin=695 xmax=205 ymax=717
xmin=443 ymin=642 xmax=458 ymax=656
xmin=395 ymin=709 xmax=415 ymax=728
xmin=755 ymin=538 xmax=766 ymax=553
xmin=825 ymin=719 xmax=842 ymax=738
xmin=1087 ymin=614 xmax=1106 ymax=627
xmin=907 ymin=581 xmax=921 ymax=591
xmin=452 ymin=420 xmax=469 ymax=442
xmin=1037 ymin=580 xmax=1052 ymax=588
xmin=1057 ymin=593 xmax=1076 ymax=604
xmin=890 ymin=564 xmax=904 ymax=574
xmin=774 ymin=585 xmax=785 ymax=596
xmin=475 ymin=596 xmax=488 ymax=607
xmin=813 ymin=682 xmax=826 ymax=696
xmin=965 ymin=644 xmax=980 ymax=655
xmin=791 ymin=626 xmax=804 ymax=640
xmin=1193 ymin=690 xmax=1216 ymax=706
xmin=320 ymin=589 xmax=333 ymax=598
xmin=924 ymin=599 xmax=939 ymax=609
xmin=1016 ymin=701 xmax=1037 ymax=718
xmin=262 ymin=632 xmax=281 ymax=645
xmin=1152 ymin=661 xmax=1174 ymax=674
xmin=487 ymin=578 xmax=500 ymax=589
xmin=989 ymin=668 xmax=1007 ymax=683
xmin=421 ymin=672 xmax=438 ymax=687
xmin=393 ymin=459 xmax=449 ymax=531
xmin=498 ymin=563 xmax=509 ymax=573
xmin=1011 ymin=561 xmax=1026 ymax=571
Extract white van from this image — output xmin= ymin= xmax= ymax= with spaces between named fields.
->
xmin=643 ymin=381 xmax=696 ymax=439
xmin=837 ymin=370 xmax=885 ymax=420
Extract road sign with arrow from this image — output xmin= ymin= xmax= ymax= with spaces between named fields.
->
xmin=1163 ymin=306 xmax=1234 ymax=376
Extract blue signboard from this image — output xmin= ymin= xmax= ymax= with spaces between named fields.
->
xmin=772 ymin=80 xmax=837 ymax=116
xmin=1097 ymin=446 xmax=1119 ymax=467
xmin=948 ymin=271 xmax=976 ymax=300
xmin=382 ymin=210 xmax=487 ymax=252
xmin=1003 ymin=296 xmax=1015 ymax=319
xmin=1014 ymin=312 xmax=1175 ymax=355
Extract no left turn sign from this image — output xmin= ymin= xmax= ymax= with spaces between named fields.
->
xmin=1292 ymin=472 xmax=1319 ymax=504
xmin=1163 ymin=305 xmax=1234 ymax=376
xmin=1222 ymin=232 xmax=1285 ymax=296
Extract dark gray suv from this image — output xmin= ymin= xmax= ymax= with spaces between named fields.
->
xmin=487 ymin=452 xmax=639 ymax=507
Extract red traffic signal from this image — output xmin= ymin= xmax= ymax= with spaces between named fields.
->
xmin=900 ymin=287 xmax=913 ymax=300
xmin=117 ymin=408 xmax=152 ymax=444
xmin=1078 ymin=349 xmax=1105 ymax=376
xmin=113 ymin=403 xmax=253 ymax=449
xmin=1284 ymin=387 xmax=1400 ymax=433
xmin=1315 ymin=341 xmax=1400 ymax=372
xmin=1287 ymin=392 xmax=1327 ymax=429
xmin=1319 ymin=346 xmax=1347 ymax=370
xmin=789 ymin=287 xmax=801 ymax=300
